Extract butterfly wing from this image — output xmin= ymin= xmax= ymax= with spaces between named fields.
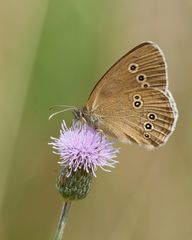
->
xmin=91 ymin=88 xmax=177 ymax=148
xmin=87 ymin=42 xmax=168 ymax=110
xmin=86 ymin=42 xmax=178 ymax=148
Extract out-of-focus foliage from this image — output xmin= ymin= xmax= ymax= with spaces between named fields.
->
xmin=0 ymin=0 xmax=192 ymax=239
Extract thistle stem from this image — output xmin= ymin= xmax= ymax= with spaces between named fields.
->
xmin=54 ymin=201 xmax=72 ymax=240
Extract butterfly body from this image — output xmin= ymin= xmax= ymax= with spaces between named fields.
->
xmin=74 ymin=42 xmax=178 ymax=148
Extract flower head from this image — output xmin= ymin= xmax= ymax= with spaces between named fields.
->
xmin=50 ymin=120 xmax=119 ymax=177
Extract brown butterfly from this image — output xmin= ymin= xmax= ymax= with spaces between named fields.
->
xmin=72 ymin=42 xmax=178 ymax=148
xmin=50 ymin=42 xmax=178 ymax=148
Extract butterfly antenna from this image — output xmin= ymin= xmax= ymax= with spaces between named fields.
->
xmin=49 ymin=105 xmax=76 ymax=111
xmin=48 ymin=107 xmax=76 ymax=120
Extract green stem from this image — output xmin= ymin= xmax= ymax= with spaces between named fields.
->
xmin=54 ymin=201 xmax=72 ymax=240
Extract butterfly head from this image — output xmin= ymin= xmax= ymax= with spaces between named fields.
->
xmin=72 ymin=107 xmax=81 ymax=120
xmin=73 ymin=107 xmax=100 ymax=128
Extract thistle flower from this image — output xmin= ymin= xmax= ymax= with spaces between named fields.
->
xmin=50 ymin=120 xmax=119 ymax=177
xmin=50 ymin=120 xmax=119 ymax=240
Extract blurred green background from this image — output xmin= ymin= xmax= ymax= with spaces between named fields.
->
xmin=1 ymin=0 xmax=192 ymax=239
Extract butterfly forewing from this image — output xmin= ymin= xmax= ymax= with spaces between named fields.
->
xmin=86 ymin=42 xmax=178 ymax=148
xmin=87 ymin=42 xmax=167 ymax=111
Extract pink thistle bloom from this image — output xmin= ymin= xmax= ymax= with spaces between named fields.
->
xmin=50 ymin=121 xmax=119 ymax=177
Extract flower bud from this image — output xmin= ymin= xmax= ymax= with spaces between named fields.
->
xmin=56 ymin=168 xmax=93 ymax=200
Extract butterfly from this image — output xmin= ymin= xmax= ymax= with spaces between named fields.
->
xmin=50 ymin=42 xmax=178 ymax=148
xmin=72 ymin=41 xmax=179 ymax=148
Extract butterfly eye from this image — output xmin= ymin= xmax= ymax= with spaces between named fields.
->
xmin=128 ymin=63 xmax=139 ymax=73
xmin=141 ymin=82 xmax=150 ymax=88
xmin=144 ymin=122 xmax=153 ymax=131
xmin=133 ymin=100 xmax=143 ymax=109
xmin=136 ymin=74 xmax=146 ymax=82
xmin=147 ymin=113 xmax=157 ymax=121
xmin=144 ymin=133 xmax=150 ymax=139
xmin=133 ymin=94 xmax=141 ymax=100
